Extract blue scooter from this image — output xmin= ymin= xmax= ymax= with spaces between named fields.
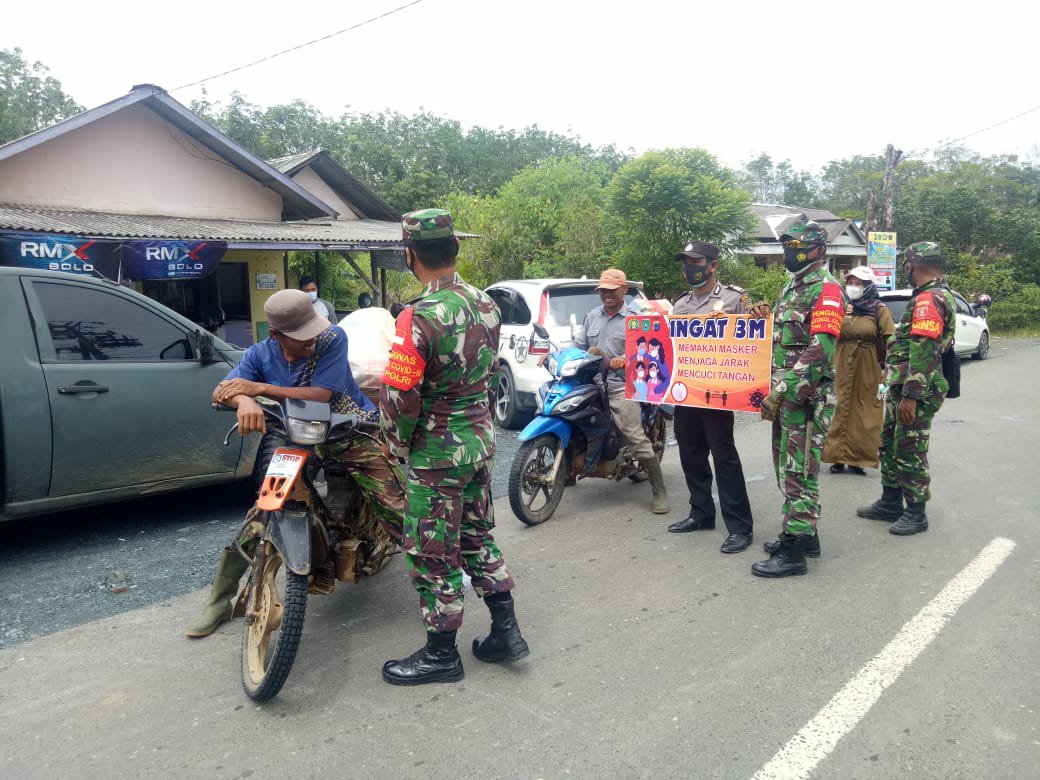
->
xmin=507 ymin=325 xmax=669 ymax=526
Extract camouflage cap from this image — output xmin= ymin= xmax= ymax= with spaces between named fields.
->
xmin=402 ymin=208 xmax=454 ymax=241
xmin=904 ymin=241 xmax=942 ymax=264
xmin=780 ymin=220 xmax=827 ymax=246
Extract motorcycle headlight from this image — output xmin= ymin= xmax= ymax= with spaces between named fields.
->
xmin=546 ymin=355 xmax=560 ymax=376
xmin=560 ymin=358 xmax=584 ymax=377
xmin=553 ymin=392 xmax=591 ymax=415
xmin=287 ymin=417 xmax=329 ymax=445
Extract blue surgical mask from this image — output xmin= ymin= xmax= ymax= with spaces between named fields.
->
xmin=306 ymin=291 xmax=318 ymax=302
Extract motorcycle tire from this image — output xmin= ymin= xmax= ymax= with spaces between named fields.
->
xmin=241 ymin=546 xmax=308 ymax=702
xmin=509 ymin=434 xmax=568 ymax=526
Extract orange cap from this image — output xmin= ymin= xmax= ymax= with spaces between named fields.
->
xmin=595 ymin=268 xmax=627 ymax=290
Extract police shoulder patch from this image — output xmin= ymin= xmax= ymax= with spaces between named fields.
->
xmin=909 ymin=290 xmax=943 ymax=339
xmin=809 ymin=280 xmax=844 ymax=337
xmin=382 ymin=306 xmax=427 ymax=390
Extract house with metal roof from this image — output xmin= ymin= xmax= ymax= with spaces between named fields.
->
xmin=0 ymin=84 xmax=405 ymax=345
xmin=744 ymin=203 xmax=868 ymax=277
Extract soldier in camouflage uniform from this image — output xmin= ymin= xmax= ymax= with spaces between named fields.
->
xmin=857 ymin=241 xmax=955 ymax=535
xmin=380 ymin=209 xmax=529 ymax=686
xmin=186 ymin=289 xmax=405 ymax=638
xmin=753 ymin=221 xmax=844 ymax=578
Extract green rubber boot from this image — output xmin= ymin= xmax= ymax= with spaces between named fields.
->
xmin=185 ymin=547 xmax=249 ymax=638
xmin=642 ymin=458 xmax=670 ymax=515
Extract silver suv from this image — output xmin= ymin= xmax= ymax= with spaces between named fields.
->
xmin=485 ymin=278 xmax=647 ymax=428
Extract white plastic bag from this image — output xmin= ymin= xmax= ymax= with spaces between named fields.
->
xmin=339 ymin=307 xmax=395 ymax=393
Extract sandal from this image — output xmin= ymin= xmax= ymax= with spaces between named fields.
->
xmin=829 ymin=463 xmax=845 ymax=474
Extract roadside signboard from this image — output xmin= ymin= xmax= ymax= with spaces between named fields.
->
xmin=868 ymin=231 xmax=897 ymax=290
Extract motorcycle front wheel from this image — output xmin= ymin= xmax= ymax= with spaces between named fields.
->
xmin=241 ymin=545 xmax=308 ymax=702
xmin=509 ymin=434 xmax=567 ymax=526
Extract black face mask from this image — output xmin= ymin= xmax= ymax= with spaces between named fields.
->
xmin=684 ymin=263 xmax=712 ymax=288
xmin=783 ymin=245 xmax=823 ymax=274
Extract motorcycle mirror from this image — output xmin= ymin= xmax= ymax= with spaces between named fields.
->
xmin=569 ymin=313 xmax=578 ymax=341
xmin=532 ymin=323 xmax=550 ymax=340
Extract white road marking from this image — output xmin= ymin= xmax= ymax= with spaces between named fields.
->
xmin=753 ymin=536 xmax=1017 ymax=780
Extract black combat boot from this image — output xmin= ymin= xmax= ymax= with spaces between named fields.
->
xmin=763 ymin=530 xmax=821 ymax=558
xmin=382 ymin=630 xmax=465 ymax=686
xmin=751 ymin=534 xmax=808 ymax=578
xmin=889 ymin=502 xmax=928 ymax=535
xmin=472 ymin=592 xmax=530 ymax=663
xmin=856 ymin=485 xmax=903 ymax=522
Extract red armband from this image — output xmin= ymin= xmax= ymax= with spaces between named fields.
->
xmin=809 ymin=281 xmax=844 ymax=337
xmin=909 ymin=291 xmax=943 ymax=339
xmin=381 ymin=307 xmax=427 ymax=390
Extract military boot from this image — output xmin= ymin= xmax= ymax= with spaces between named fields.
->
xmin=641 ymin=458 xmax=670 ymax=514
xmin=185 ymin=547 xmax=249 ymax=638
xmin=889 ymin=502 xmax=928 ymax=535
xmin=856 ymin=485 xmax=904 ymax=522
xmin=751 ymin=534 xmax=808 ymax=578
xmin=764 ymin=529 xmax=821 ymax=558
xmin=472 ymin=592 xmax=530 ymax=663
xmin=382 ymin=631 xmax=465 ymax=686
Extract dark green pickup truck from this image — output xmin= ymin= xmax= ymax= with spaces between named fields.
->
xmin=0 ymin=267 xmax=257 ymax=520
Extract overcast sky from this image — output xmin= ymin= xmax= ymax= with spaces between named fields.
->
xmin=8 ymin=0 xmax=1039 ymax=174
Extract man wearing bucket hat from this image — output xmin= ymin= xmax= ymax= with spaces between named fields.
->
xmin=752 ymin=220 xmax=843 ymax=578
xmin=668 ymin=241 xmax=757 ymax=554
xmin=857 ymin=241 xmax=955 ymax=536
xmin=186 ymin=289 xmax=405 ymax=638
xmin=380 ymin=208 xmax=528 ymax=686
xmin=573 ymin=267 xmax=670 ymax=514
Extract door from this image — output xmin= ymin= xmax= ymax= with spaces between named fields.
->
xmin=27 ymin=279 xmax=244 ymax=497
xmin=951 ymin=292 xmax=982 ymax=355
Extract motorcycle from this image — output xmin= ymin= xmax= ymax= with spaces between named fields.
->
xmin=217 ymin=397 xmax=399 ymax=702
xmin=508 ymin=325 xmax=670 ymax=526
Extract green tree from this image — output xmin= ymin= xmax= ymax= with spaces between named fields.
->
xmin=608 ymin=148 xmax=754 ymax=296
xmin=0 ymin=48 xmax=82 ymax=144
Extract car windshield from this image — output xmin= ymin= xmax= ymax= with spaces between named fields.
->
xmin=546 ymin=287 xmax=642 ymax=327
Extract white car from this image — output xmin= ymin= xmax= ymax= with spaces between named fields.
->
xmin=485 ymin=278 xmax=648 ymax=428
xmin=879 ymin=288 xmax=990 ymax=359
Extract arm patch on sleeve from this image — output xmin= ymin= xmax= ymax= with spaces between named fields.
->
xmin=809 ymin=281 xmax=844 ymax=337
xmin=909 ymin=291 xmax=943 ymax=339
xmin=382 ymin=306 xmax=427 ymax=390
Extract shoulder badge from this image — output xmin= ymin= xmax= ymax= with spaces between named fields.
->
xmin=809 ymin=281 xmax=844 ymax=337
xmin=382 ymin=306 xmax=427 ymax=391
xmin=909 ymin=291 xmax=943 ymax=339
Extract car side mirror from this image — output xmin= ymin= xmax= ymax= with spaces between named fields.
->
xmin=569 ymin=313 xmax=578 ymax=341
xmin=532 ymin=323 xmax=550 ymax=340
xmin=193 ymin=329 xmax=219 ymax=364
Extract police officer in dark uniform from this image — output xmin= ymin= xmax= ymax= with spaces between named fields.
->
xmin=666 ymin=241 xmax=757 ymax=553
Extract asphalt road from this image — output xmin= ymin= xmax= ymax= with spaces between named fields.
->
xmin=1 ymin=337 xmax=1038 ymax=779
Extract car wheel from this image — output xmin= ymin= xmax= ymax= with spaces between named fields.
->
xmin=973 ymin=331 xmax=989 ymax=360
xmin=493 ymin=363 xmax=525 ymax=429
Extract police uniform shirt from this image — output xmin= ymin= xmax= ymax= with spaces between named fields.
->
xmin=672 ymin=282 xmax=751 ymax=316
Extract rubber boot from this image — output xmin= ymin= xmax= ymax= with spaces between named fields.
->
xmin=382 ymin=630 xmax=465 ymax=686
xmin=856 ymin=485 xmax=903 ymax=521
xmin=185 ymin=547 xmax=249 ymax=638
xmin=764 ymin=529 xmax=821 ymax=558
xmin=889 ymin=501 xmax=928 ymax=535
xmin=751 ymin=534 xmax=808 ymax=578
xmin=472 ymin=592 xmax=530 ymax=663
xmin=641 ymin=458 xmax=670 ymax=514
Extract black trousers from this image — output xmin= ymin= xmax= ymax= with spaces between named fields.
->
xmin=673 ymin=406 xmax=753 ymax=535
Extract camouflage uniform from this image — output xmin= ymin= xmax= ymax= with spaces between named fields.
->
xmin=881 ymin=278 xmax=955 ymax=503
xmin=769 ymin=266 xmax=844 ymax=536
xmin=380 ymin=264 xmax=514 ymax=634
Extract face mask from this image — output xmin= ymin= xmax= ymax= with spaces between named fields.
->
xmin=783 ymin=246 xmax=819 ymax=275
xmin=638 ymin=345 xmax=646 ymax=355
xmin=306 ymin=291 xmax=318 ymax=302
xmin=637 ymin=369 xmax=645 ymax=378
xmin=846 ymin=285 xmax=864 ymax=301
xmin=684 ymin=263 xmax=712 ymax=288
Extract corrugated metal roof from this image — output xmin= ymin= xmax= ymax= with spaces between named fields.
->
xmin=267 ymin=150 xmax=400 ymax=222
xmin=749 ymin=203 xmax=866 ymax=245
xmin=0 ymin=205 xmax=404 ymax=245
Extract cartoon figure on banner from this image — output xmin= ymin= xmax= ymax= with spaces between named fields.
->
xmin=633 ymin=361 xmax=649 ymax=400
xmin=647 ymin=337 xmax=670 ymax=391
xmin=647 ymin=361 xmax=666 ymax=401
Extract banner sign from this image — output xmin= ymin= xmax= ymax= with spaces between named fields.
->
xmin=624 ymin=314 xmax=773 ymax=413
xmin=0 ymin=232 xmax=226 ymax=281
xmin=0 ymin=232 xmax=121 ymax=279
xmin=120 ymin=240 xmax=226 ymax=280
xmin=867 ymin=231 xmax=897 ymax=291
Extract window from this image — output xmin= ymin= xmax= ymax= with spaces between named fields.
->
xmin=546 ymin=286 xmax=642 ymax=327
xmin=34 ymin=282 xmax=193 ymax=361
xmin=953 ymin=293 xmax=972 ymax=315
xmin=487 ymin=289 xmax=514 ymax=323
